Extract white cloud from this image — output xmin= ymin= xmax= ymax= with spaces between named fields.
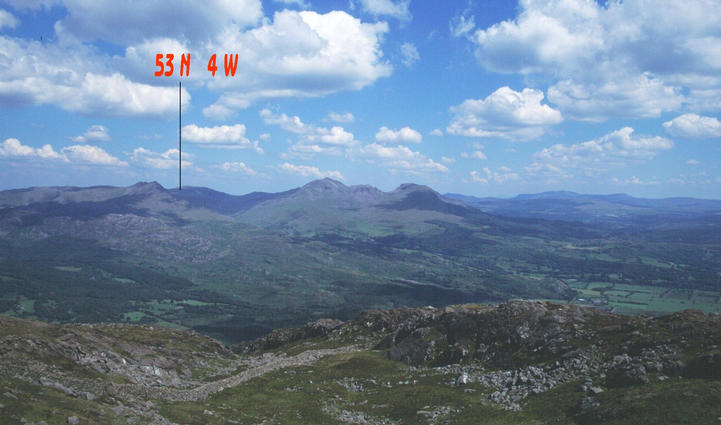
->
xmin=0 ymin=138 xmax=63 ymax=160
xmin=529 ymin=127 xmax=673 ymax=175
xmin=283 ymin=143 xmax=343 ymax=160
xmin=72 ymin=125 xmax=110 ymax=143
xmin=205 ymin=10 xmax=392 ymax=112
xmin=450 ymin=13 xmax=475 ymax=38
xmin=686 ymin=159 xmax=700 ymax=165
xmin=375 ymin=126 xmax=422 ymax=144
xmin=54 ymin=0 xmax=262 ymax=45
xmin=130 ymin=147 xmax=190 ymax=169
xmin=350 ymin=143 xmax=447 ymax=173
xmin=3 ymin=7 xmax=389 ymax=119
xmin=441 ymin=156 xmax=455 ymax=164
xmin=0 ymin=137 xmax=128 ymax=166
xmin=461 ymin=150 xmax=487 ymax=160
xmin=202 ymin=104 xmax=234 ymax=121
xmin=430 ymin=128 xmax=443 ymax=136
xmin=470 ymin=167 xmax=520 ymax=184
xmin=62 ymin=145 xmax=128 ymax=166
xmin=447 ymin=86 xmax=562 ymax=141
xmin=355 ymin=0 xmax=410 ymax=20
xmin=399 ymin=42 xmax=419 ymax=68
xmin=611 ymin=176 xmax=660 ymax=186
xmin=524 ymin=161 xmax=568 ymax=179
xmin=261 ymin=109 xmax=310 ymax=134
xmin=0 ymin=35 xmax=190 ymax=117
xmin=547 ymin=75 xmax=684 ymax=122
xmin=0 ymin=9 xmax=19 ymax=29
xmin=469 ymin=0 xmax=721 ymax=120
xmin=280 ymin=162 xmax=343 ymax=180
xmin=261 ymin=109 xmax=357 ymax=158
xmin=326 ymin=112 xmax=355 ymax=123
xmin=112 ymin=37 xmax=191 ymax=85
xmin=215 ymin=161 xmax=257 ymax=175
xmin=663 ymin=114 xmax=721 ymax=139
xmin=182 ymin=124 xmax=263 ymax=152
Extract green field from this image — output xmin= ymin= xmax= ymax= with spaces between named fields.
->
xmin=567 ymin=281 xmax=721 ymax=314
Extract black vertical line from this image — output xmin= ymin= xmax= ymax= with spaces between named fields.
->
xmin=179 ymin=81 xmax=182 ymax=191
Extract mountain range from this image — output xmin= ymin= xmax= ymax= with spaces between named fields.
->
xmin=1 ymin=179 xmax=720 ymax=343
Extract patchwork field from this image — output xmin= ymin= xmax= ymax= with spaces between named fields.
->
xmin=567 ymin=281 xmax=721 ymax=314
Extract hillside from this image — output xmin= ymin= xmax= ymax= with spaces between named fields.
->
xmin=1 ymin=301 xmax=720 ymax=424
xmin=1 ymin=180 xmax=720 ymax=343
xmin=445 ymin=191 xmax=721 ymax=231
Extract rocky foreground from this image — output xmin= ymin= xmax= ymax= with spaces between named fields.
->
xmin=1 ymin=301 xmax=721 ymax=424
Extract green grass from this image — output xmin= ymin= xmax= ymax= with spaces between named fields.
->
xmin=0 ymin=377 xmax=135 ymax=425
xmin=566 ymin=282 xmax=721 ymax=314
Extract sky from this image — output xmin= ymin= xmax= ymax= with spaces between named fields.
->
xmin=1 ymin=0 xmax=720 ymax=198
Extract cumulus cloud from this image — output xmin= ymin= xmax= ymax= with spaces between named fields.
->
xmin=469 ymin=0 xmax=721 ymax=120
xmin=350 ymin=143 xmax=447 ymax=173
xmin=72 ymin=125 xmax=110 ymax=143
xmin=430 ymin=128 xmax=443 ymax=136
xmin=528 ymin=127 xmax=673 ymax=176
xmin=663 ymin=114 xmax=721 ymax=139
xmin=447 ymin=86 xmax=562 ymax=141
xmin=326 ymin=112 xmax=355 ymax=123
xmin=214 ymin=161 xmax=257 ymax=175
xmin=547 ymin=75 xmax=684 ymax=122
xmin=0 ymin=138 xmax=127 ymax=166
xmin=355 ymin=0 xmax=411 ymax=20
xmin=54 ymin=0 xmax=262 ymax=45
xmin=399 ymin=42 xmax=419 ymax=67
xmin=0 ymin=34 xmax=190 ymax=117
xmin=0 ymin=138 xmax=63 ymax=160
xmin=130 ymin=147 xmax=190 ymax=169
xmin=182 ymin=124 xmax=263 ymax=152
xmin=3 ymin=6 xmax=389 ymax=120
xmin=470 ymin=167 xmax=520 ymax=184
xmin=375 ymin=126 xmax=422 ymax=144
xmin=261 ymin=109 xmax=357 ymax=158
xmin=62 ymin=145 xmax=128 ymax=166
xmin=0 ymin=9 xmax=19 ymax=29
xmin=204 ymin=10 xmax=392 ymax=113
xmin=280 ymin=162 xmax=343 ymax=179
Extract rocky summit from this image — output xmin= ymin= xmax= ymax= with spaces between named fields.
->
xmin=1 ymin=300 xmax=720 ymax=424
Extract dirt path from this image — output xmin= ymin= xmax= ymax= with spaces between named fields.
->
xmin=117 ymin=345 xmax=362 ymax=402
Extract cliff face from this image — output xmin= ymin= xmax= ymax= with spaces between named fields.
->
xmin=2 ymin=301 xmax=721 ymax=424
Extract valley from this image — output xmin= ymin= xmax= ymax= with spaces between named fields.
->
xmin=1 ymin=179 xmax=720 ymax=343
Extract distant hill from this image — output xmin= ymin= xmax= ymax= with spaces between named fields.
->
xmin=445 ymin=191 xmax=721 ymax=228
xmin=1 ymin=180 xmax=720 ymax=343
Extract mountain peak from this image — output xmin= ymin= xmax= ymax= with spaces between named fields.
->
xmin=301 ymin=178 xmax=347 ymax=192
xmin=129 ymin=181 xmax=165 ymax=193
xmin=393 ymin=183 xmax=435 ymax=193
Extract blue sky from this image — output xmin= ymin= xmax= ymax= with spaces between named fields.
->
xmin=1 ymin=0 xmax=720 ymax=198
